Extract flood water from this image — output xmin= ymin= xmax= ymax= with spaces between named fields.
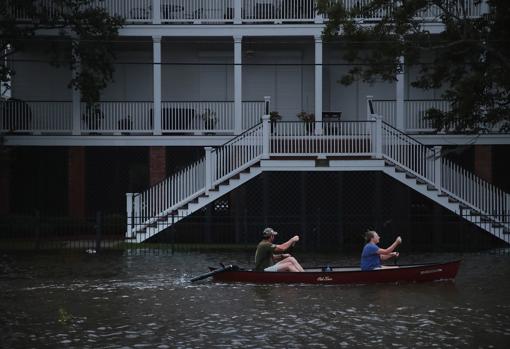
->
xmin=1 ymin=250 xmax=510 ymax=348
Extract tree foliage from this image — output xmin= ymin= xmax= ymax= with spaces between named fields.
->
xmin=317 ymin=0 xmax=510 ymax=132
xmin=0 ymin=0 xmax=124 ymax=105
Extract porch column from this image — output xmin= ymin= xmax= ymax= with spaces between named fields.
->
xmin=149 ymin=146 xmax=167 ymax=185
xmin=234 ymin=35 xmax=243 ymax=134
xmin=396 ymin=56 xmax=405 ymax=130
xmin=0 ymin=148 xmax=11 ymax=214
xmin=153 ymin=35 xmax=162 ymax=136
xmin=314 ymin=35 xmax=323 ymax=135
xmin=68 ymin=147 xmax=86 ymax=218
xmin=72 ymin=43 xmax=81 ymax=135
xmin=474 ymin=145 xmax=493 ymax=183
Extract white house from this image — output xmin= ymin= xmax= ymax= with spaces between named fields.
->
xmin=1 ymin=0 xmax=508 ymax=247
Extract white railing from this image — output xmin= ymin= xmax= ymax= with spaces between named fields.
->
xmin=161 ymin=0 xmax=234 ymax=23
xmin=127 ymin=122 xmax=264 ymax=236
xmin=160 ymin=101 xmax=264 ymax=133
xmin=212 ymin=123 xmax=264 ymax=185
xmin=0 ymin=101 xmax=72 ymax=133
xmin=242 ymin=0 xmax=316 ymax=22
xmin=9 ymin=0 xmax=63 ymax=21
xmin=161 ymin=101 xmax=233 ymax=133
xmin=380 ymin=118 xmax=510 ymax=229
xmin=129 ymin=157 xmax=206 ymax=234
xmin=442 ymin=159 xmax=510 ymax=224
xmin=91 ymin=0 xmax=152 ymax=22
xmin=271 ymin=121 xmax=374 ymax=156
xmin=242 ymin=101 xmax=265 ymax=129
xmin=127 ymin=111 xmax=510 ymax=241
xmin=80 ymin=102 xmax=153 ymax=133
xmin=11 ymin=0 xmax=487 ymax=23
xmin=341 ymin=0 xmax=396 ymax=20
xmin=2 ymin=100 xmax=264 ymax=134
xmin=371 ymin=99 xmax=452 ymax=132
xmin=381 ymin=122 xmax=436 ymax=183
xmin=405 ymin=100 xmax=451 ymax=132
xmin=417 ymin=0 xmax=484 ymax=19
xmin=339 ymin=0 xmax=484 ymax=20
xmin=371 ymin=100 xmax=397 ymax=127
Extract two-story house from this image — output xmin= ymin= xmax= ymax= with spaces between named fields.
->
xmin=1 ymin=0 xmax=508 ymax=250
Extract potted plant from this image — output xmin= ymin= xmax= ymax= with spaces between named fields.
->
xmin=296 ymin=111 xmax=315 ymax=133
xmin=269 ymin=111 xmax=281 ymax=133
xmin=270 ymin=111 xmax=282 ymax=122
xmin=202 ymin=108 xmax=217 ymax=131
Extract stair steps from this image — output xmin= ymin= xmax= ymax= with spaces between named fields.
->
xmin=126 ymin=120 xmax=510 ymax=244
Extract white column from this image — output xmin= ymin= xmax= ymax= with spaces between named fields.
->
xmin=234 ymin=0 xmax=242 ymax=24
xmin=71 ymin=43 xmax=81 ymax=135
xmin=152 ymin=0 xmax=161 ymax=24
xmin=434 ymin=146 xmax=442 ymax=190
xmin=234 ymin=35 xmax=243 ymax=134
xmin=314 ymin=35 xmax=323 ymax=135
xmin=153 ymin=35 xmax=162 ymax=136
xmin=264 ymin=96 xmax=271 ymax=116
xmin=396 ymin=56 xmax=405 ymax=131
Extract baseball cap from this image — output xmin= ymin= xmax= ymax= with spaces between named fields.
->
xmin=262 ymin=227 xmax=278 ymax=237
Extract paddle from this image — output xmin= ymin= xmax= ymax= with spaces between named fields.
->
xmin=190 ymin=264 xmax=236 ymax=282
xmin=394 ymin=236 xmax=402 ymax=266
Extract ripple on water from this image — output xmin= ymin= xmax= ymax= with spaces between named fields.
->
xmin=2 ymin=252 xmax=510 ymax=348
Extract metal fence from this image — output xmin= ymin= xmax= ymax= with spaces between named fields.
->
xmin=1 ymin=209 xmax=508 ymax=253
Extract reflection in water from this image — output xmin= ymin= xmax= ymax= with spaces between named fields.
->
xmin=0 ymin=252 xmax=509 ymax=348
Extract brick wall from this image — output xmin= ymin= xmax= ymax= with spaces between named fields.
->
xmin=474 ymin=145 xmax=493 ymax=183
xmin=149 ymin=147 xmax=167 ymax=185
xmin=68 ymin=147 xmax=86 ymax=218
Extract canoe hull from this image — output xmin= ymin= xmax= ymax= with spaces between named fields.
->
xmin=211 ymin=260 xmax=461 ymax=284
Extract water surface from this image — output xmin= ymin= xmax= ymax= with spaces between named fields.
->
xmin=1 ymin=251 xmax=509 ymax=348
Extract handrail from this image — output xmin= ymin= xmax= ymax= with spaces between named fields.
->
xmin=381 ymin=120 xmax=434 ymax=149
xmin=131 ymin=121 xmax=265 ymax=222
xmin=373 ymin=99 xmax=451 ymax=102
xmin=381 ymin=119 xmax=510 ymax=227
xmin=128 ymin=111 xmax=509 ymax=240
xmin=213 ymin=122 xmax=263 ymax=149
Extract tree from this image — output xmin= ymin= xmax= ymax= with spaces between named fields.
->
xmin=0 ymin=0 xmax=124 ymax=105
xmin=317 ymin=0 xmax=510 ymax=133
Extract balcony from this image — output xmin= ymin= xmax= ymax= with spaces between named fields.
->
xmin=0 ymin=100 xmax=264 ymax=136
xmin=12 ymin=0 xmax=486 ymax=25
xmin=370 ymin=99 xmax=508 ymax=134
xmin=371 ymin=99 xmax=452 ymax=133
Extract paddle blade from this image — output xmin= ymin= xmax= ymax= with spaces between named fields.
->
xmin=190 ymin=265 xmax=234 ymax=282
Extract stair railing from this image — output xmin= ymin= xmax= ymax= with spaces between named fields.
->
xmin=210 ymin=122 xmax=264 ymax=189
xmin=442 ymin=159 xmax=510 ymax=225
xmin=377 ymin=113 xmax=510 ymax=228
xmin=126 ymin=117 xmax=268 ymax=237
xmin=380 ymin=120 xmax=436 ymax=184
xmin=126 ymin=157 xmax=206 ymax=236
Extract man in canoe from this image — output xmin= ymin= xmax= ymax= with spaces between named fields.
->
xmin=254 ymin=227 xmax=304 ymax=272
xmin=361 ymin=230 xmax=402 ymax=271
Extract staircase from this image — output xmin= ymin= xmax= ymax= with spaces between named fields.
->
xmin=126 ymin=115 xmax=510 ymax=244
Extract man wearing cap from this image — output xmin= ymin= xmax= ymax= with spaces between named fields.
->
xmin=254 ymin=228 xmax=304 ymax=272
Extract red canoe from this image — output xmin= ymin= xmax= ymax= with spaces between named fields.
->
xmin=209 ymin=260 xmax=461 ymax=284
